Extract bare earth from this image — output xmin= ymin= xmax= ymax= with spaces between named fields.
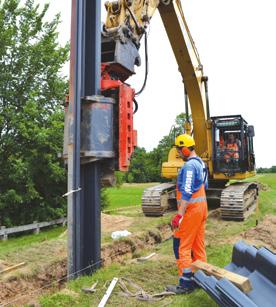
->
xmin=241 ymin=215 xmax=276 ymax=251
xmin=101 ymin=213 xmax=134 ymax=233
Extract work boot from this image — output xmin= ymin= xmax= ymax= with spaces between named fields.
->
xmin=166 ymin=268 xmax=195 ymax=295
xmin=191 ymin=278 xmax=200 ymax=290
xmin=189 ymin=271 xmax=200 ymax=289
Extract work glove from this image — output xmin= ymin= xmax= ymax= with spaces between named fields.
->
xmin=171 ymin=213 xmax=183 ymax=229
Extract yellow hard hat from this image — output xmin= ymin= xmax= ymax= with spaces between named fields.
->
xmin=175 ymin=134 xmax=195 ymax=147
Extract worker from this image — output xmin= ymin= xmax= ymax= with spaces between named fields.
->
xmin=224 ymin=133 xmax=240 ymax=164
xmin=166 ymin=134 xmax=208 ymax=294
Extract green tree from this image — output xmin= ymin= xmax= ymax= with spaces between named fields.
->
xmin=145 ymin=112 xmax=187 ymax=182
xmin=175 ymin=112 xmax=188 ymax=135
xmin=0 ymin=0 xmax=69 ymax=226
xmin=126 ymin=147 xmax=149 ymax=183
xmin=126 ymin=113 xmax=187 ymax=183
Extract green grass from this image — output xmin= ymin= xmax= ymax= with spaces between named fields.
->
xmin=40 ymin=240 xmax=234 ymax=307
xmin=0 ymin=226 xmax=65 ymax=259
xmin=40 ymin=238 xmax=219 ymax=307
xmin=104 ymin=182 xmax=157 ymax=211
xmin=257 ymin=174 xmax=276 ymax=216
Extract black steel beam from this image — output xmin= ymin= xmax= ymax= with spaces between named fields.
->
xmin=68 ymin=0 xmax=101 ymax=278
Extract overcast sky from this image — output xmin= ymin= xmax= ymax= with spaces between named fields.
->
xmin=36 ymin=0 xmax=276 ymax=168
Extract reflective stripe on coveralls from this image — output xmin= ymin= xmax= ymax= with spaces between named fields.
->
xmin=174 ymin=183 xmax=208 ymax=276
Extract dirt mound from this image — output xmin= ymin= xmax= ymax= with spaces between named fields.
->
xmin=0 ymin=259 xmax=67 ymax=305
xmin=102 ymin=213 xmax=134 ymax=233
xmin=102 ymin=224 xmax=171 ymax=265
xmin=241 ymin=215 xmax=276 ymax=251
xmin=208 ymin=208 xmax=221 ymax=219
xmin=258 ymin=182 xmax=270 ymax=192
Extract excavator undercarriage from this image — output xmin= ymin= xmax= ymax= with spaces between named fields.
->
xmin=142 ymin=181 xmax=258 ymax=220
xmin=220 ymin=182 xmax=258 ymax=220
xmin=142 ymin=183 xmax=177 ymax=216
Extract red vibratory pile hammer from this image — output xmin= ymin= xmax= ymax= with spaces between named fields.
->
xmin=63 ymin=43 xmax=138 ymax=183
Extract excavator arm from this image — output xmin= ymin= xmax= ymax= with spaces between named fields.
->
xmin=159 ymin=0 xmax=209 ymax=157
xmin=103 ymin=0 xmax=211 ymax=158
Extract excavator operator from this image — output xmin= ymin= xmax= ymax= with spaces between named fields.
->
xmin=167 ymin=134 xmax=208 ymax=294
xmin=224 ymin=133 xmax=240 ymax=164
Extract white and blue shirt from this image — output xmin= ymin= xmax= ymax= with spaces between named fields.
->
xmin=177 ymin=157 xmax=208 ymax=201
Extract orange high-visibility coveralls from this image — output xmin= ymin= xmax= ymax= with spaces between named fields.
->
xmin=174 ymin=183 xmax=207 ymax=276
xmin=224 ymin=143 xmax=239 ymax=161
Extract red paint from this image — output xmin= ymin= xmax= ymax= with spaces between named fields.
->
xmin=118 ymin=84 xmax=136 ymax=171
xmin=101 ymin=64 xmax=137 ymax=172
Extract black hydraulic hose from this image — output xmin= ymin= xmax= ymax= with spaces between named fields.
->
xmin=202 ymin=76 xmax=210 ymax=119
xmin=135 ymin=32 xmax=148 ymax=96
xmin=133 ymin=98 xmax=138 ymax=114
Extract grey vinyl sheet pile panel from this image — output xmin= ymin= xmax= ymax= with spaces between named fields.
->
xmin=194 ymin=241 xmax=276 ymax=307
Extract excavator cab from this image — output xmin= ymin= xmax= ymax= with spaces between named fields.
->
xmin=212 ymin=115 xmax=256 ymax=177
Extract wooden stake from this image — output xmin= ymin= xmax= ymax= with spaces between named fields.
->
xmin=256 ymin=197 xmax=259 ymax=226
xmin=0 ymin=262 xmax=26 ymax=275
xmin=191 ymin=260 xmax=252 ymax=293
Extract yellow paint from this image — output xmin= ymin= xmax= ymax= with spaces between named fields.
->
xmin=162 ymin=147 xmax=184 ymax=178
xmin=213 ymin=171 xmax=256 ymax=180
xmin=105 ymin=0 xmax=160 ymax=40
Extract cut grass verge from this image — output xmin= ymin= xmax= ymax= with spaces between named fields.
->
xmin=41 ymin=239 xmax=230 ymax=307
xmin=105 ymin=182 xmax=157 ymax=210
xmin=0 ymin=226 xmax=65 ymax=259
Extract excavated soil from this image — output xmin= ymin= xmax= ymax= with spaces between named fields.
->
xmin=0 ymin=223 xmax=171 ymax=306
xmin=241 ymin=215 xmax=276 ymax=251
xmin=101 ymin=213 xmax=134 ymax=233
xmin=0 ymin=259 xmax=67 ymax=306
xmin=102 ymin=224 xmax=172 ymax=266
xmin=259 ymin=182 xmax=271 ymax=192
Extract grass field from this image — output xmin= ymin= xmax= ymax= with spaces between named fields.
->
xmin=1 ymin=174 xmax=275 ymax=306
xmin=104 ymin=182 xmax=157 ymax=210
xmin=0 ymin=226 xmax=65 ymax=260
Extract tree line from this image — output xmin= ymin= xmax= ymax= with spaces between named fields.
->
xmin=124 ymin=113 xmax=186 ymax=183
xmin=0 ymin=0 xmax=68 ymax=226
xmin=256 ymin=166 xmax=276 ymax=173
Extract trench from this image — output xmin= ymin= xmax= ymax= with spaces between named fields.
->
xmin=0 ymin=223 xmax=172 ymax=306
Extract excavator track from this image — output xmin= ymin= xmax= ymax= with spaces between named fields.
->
xmin=220 ymin=182 xmax=259 ymax=220
xmin=141 ymin=183 xmax=177 ymax=217
xmin=141 ymin=181 xmax=258 ymax=220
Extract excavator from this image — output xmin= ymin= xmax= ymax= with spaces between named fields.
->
xmin=101 ymin=0 xmax=258 ymax=220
